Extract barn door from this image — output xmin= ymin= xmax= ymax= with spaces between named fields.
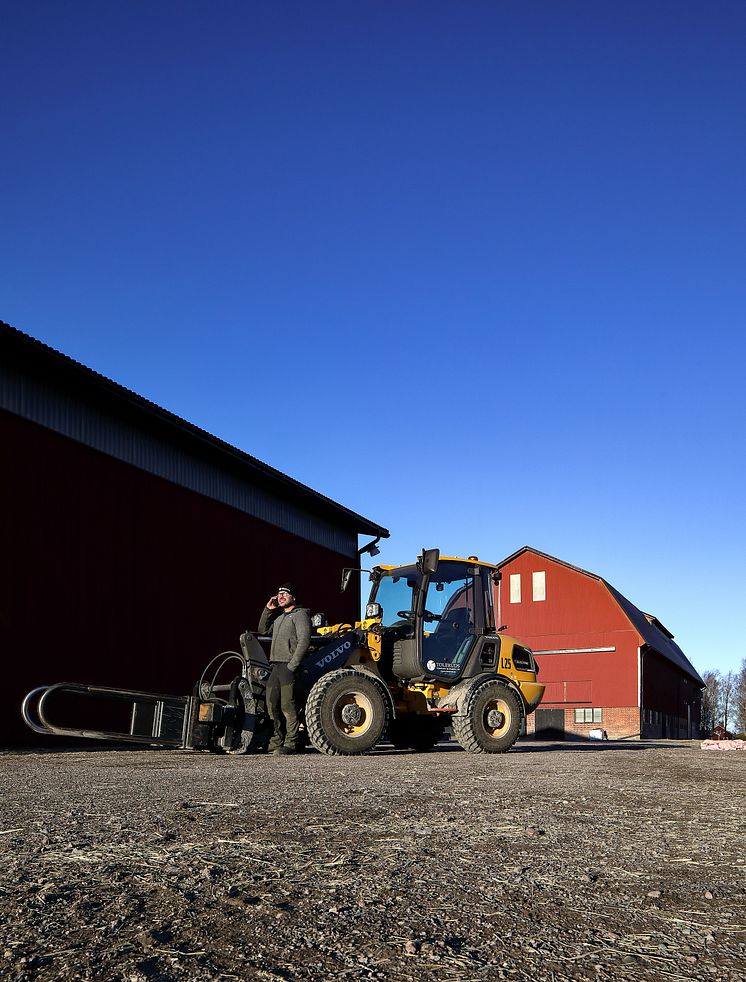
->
xmin=534 ymin=707 xmax=565 ymax=740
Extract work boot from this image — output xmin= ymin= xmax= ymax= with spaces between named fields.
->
xmin=277 ymin=746 xmax=296 ymax=755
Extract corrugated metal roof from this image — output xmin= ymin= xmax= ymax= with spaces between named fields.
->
xmin=497 ymin=545 xmax=704 ymax=686
xmin=604 ymin=583 xmax=704 ymax=685
xmin=1 ymin=320 xmax=389 ymax=548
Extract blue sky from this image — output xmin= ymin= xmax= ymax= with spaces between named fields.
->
xmin=2 ymin=1 xmax=744 ymax=676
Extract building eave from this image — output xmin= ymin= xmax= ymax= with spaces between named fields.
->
xmin=1 ymin=319 xmax=389 ymax=539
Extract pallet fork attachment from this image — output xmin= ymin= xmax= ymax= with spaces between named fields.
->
xmin=22 ymin=683 xmax=193 ymax=747
xmin=22 ymin=645 xmax=266 ymax=754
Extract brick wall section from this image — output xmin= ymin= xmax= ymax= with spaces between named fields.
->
xmin=526 ymin=706 xmax=641 ymax=740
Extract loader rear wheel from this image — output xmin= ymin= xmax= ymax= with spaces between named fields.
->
xmin=388 ymin=714 xmax=445 ymax=751
xmin=306 ymin=669 xmax=389 ymax=756
xmin=453 ymin=680 xmax=522 ymax=754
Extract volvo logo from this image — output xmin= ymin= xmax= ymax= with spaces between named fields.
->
xmin=315 ymin=639 xmax=353 ymax=669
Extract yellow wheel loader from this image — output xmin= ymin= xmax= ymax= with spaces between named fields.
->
xmin=23 ymin=549 xmax=544 ymax=756
xmin=296 ymin=548 xmax=544 ymax=755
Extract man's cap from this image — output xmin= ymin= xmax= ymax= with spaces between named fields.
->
xmin=277 ymin=582 xmax=297 ymax=597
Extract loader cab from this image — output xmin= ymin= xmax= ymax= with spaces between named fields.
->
xmin=368 ymin=553 xmax=499 ymax=683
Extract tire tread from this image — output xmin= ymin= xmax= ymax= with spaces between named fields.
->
xmin=306 ymin=669 xmax=389 ymax=757
xmin=452 ymin=679 xmax=522 ymax=754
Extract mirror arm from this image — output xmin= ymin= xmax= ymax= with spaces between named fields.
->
xmin=340 ymin=567 xmax=372 ymax=593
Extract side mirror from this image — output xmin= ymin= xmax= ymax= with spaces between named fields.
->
xmin=340 ymin=569 xmax=354 ymax=593
xmin=418 ymin=548 xmax=440 ymax=575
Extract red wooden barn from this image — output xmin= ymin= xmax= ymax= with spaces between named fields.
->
xmin=0 ymin=321 xmax=388 ymax=745
xmin=496 ymin=547 xmax=703 ymax=740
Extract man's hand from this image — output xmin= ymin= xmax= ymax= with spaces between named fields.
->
xmin=266 ymin=595 xmax=279 ymax=610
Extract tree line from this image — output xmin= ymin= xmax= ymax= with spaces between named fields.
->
xmin=700 ymin=659 xmax=746 ymax=736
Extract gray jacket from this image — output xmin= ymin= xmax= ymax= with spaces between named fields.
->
xmin=258 ymin=605 xmax=312 ymax=671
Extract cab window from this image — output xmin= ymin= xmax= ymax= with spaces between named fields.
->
xmin=374 ymin=572 xmax=420 ymax=627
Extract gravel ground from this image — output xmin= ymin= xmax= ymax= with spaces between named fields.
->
xmin=1 ymin=739 xmax=744 ymax=982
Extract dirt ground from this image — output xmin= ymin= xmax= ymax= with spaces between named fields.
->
xmin=1 ymin=739 xmax=744 ymax=982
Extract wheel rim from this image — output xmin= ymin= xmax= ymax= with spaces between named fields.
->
xmin=483 ymin=697 xmax=511 ymax=737
xmin=331 ymin=691 xmax=374 ymax=737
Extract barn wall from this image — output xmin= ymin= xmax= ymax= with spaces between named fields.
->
xmin=498 ymin=553 xmax=639 ymax=710
xmin=641 ymin=649 xmax=702 ymax=738
xmin=1 ymin=410 xmax=359 ymax=745
xmin=525 ymin=706 xmax=642 ymax=740
xmin=501 ymin=551 xmax=702 ymax=740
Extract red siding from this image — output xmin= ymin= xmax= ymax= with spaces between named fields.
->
xmin=497 ymin=553 xmax=640 ymax=710
xmin=1 ymin=412 xmax=359 ymax=745
xmin=642 ymin=650 xmax=702 ymax=737
xmin=499 ymin=549 xmax=701 ymax=739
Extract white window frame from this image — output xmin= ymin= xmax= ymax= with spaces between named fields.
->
xmin=575 ymin=708 xmax=603 ymax=724
xmin=509 ymin=573 xmax=521 ymax=604
xmin=532 ymin=570 xmax=546 ymax=602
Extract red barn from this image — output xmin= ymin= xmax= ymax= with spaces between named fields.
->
xmin=0 ymin=321 xmax=388 ymax=745
xmin=496 ymin=547 xmax=703 ymax=740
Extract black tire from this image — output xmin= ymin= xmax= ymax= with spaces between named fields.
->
xmin=305 ymin=669 xmax=389 ymax=756
xmin=452 ymin=680 xmax=522 ymax=754
xmin=388 ymin=714 xmax=445 ymax=751
xmin=223 ymin=679 xmax=256 ymax=755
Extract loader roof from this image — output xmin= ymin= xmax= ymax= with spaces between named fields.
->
xmin=376 ymin=556 xmax=499 ymax=573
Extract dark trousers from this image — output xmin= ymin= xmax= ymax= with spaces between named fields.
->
xmin=266 ymin=663 xmax=299 ymax=750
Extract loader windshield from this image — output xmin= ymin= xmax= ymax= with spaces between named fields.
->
xmin=372 ymin=567 xmax=420 ymax=627
xmin=420 ymin=564 xmax=476 ymax=674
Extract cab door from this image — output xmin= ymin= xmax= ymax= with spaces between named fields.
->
xmin=420 ymin=571 xmax=477 ymax=679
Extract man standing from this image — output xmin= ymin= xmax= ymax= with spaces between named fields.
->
xmin=258 ymin=582 xmax=311 ymax=755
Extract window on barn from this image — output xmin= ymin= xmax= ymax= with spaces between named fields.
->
xmin=575 ymin=708 xmax=603 ymax=724
xmin=532 ymin=571 xmax=546 ymax=601
xmin=509 ymin=573 xmax=521 ymax=603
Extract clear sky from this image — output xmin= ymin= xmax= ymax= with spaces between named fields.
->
xmin=2 ymin=1 xmax=744 ymax=677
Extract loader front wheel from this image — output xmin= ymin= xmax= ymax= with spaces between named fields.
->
xmin=306 ymin=669 xmax=389 ymax=756
xmin=453 ymin=680 xmax=522 ymax=754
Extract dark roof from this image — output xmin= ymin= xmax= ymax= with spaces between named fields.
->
xmin=1 ymin=320 xmax=389 ymax=539
xmin=497 ymin=546 xmax=703 ymax=686
xmin=604 ymin=583 xmax=703 ymax=684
